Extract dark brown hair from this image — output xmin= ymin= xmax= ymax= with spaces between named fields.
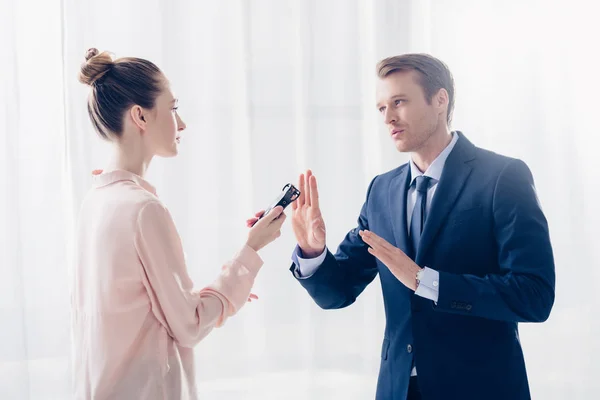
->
xmin=377 ymin=53 xmax=455 ymax=125
xmin=78 ymin=48 xmax=163 ymax=140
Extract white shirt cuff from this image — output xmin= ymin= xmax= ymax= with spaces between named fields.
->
xmin=294 ymin=247 xmax=327 ymax=278
xmin=414 ymin=267 xmax=439 ymax=303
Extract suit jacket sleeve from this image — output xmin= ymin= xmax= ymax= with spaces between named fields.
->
xmin=289 ymin=178 xmax=380 ymax=309
xmin=435 ymin=159 xmax=556 ymax=322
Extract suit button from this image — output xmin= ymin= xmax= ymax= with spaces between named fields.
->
xmin=451 ymin=301 xmax=457 ymax=309
xmin=407 ymin=344 xmax=413 ymax=353
xmin=466 ymin=304 xmax=472 ymax=311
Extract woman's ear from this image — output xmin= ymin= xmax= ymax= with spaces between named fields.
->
xmin=130 ymin=105 xmax=146 ymax=131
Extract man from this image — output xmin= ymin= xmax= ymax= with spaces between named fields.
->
xmin=286 ymin=54 xmax=555 ymax=399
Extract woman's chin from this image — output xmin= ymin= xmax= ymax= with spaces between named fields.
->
xmin=156 ymin=145 xmax=179 ymax=158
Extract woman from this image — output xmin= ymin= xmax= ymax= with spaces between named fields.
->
xmin=71 ymin=48 xmax=286 ymax=399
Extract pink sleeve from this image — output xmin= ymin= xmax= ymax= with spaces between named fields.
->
xmin=134 ymin=201 xmax=263 ymax=347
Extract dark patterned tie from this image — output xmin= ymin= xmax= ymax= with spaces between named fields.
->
xmin=409 ymin=175 xmax=432 ymax=258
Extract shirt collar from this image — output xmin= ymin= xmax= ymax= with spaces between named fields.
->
xmin=92 ymin=169 xmax=157 ymax=196
xmin=409 ymin=131 xmax=459 ymax=186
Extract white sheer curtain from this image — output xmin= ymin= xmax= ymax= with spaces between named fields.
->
xmin=1 ymin=0 xmax=598 ymax=398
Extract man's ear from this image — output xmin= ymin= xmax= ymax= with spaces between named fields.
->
xmin=435 ymin=88 xmax=449 ymax=118
xmin=130 ymin=105 xmax=147 ymax=131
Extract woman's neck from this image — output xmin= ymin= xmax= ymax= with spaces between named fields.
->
xmin=107 ymin=136 xmax=152 ymax=178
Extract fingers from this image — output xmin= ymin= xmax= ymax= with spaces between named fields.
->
xmin=360 ymin=230 xmax=407 ymax=265
xmin=305 ymin=170 xmax=312 ymax=207
xmin=272 ymin=211 xmax=287 ymax=229
xmin=358 ymin=229 xmax=373 ymax=246
xmin=296 ymin=170 xmax=317 ymax=209
xmin=268 ymin=211 xmax=287 ymax=243
xmin=298 ymin=173 xmax=306 ymax=207
xmin=309 ymin=174 xmax=319 ymax=209
xmin=265 ymin=206 xmax=284 ymax=221
xmin=366 ymin=242 xmax=389 ymax=263
xmin=367 ymin=246 xmax=385 ymax=264
xmin=359 ymin=230 xmax=389 ymax=250
xmin=360 ymin=230 xmax=385 ymax=256
xmin=246 ymin=209 xmax=266 ymax=228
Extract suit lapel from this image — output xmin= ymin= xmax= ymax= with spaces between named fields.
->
xmin=389 ymin=165 xmax=412 ymax=255
xmin=416 ymin=132 xmax=477 ymax=262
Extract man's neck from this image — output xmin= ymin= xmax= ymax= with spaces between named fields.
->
xmin=411 ymin=130 xmax=453 ymax=173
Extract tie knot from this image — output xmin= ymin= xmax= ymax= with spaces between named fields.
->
xmin=414 ymin=175 xmax=431 ymax=193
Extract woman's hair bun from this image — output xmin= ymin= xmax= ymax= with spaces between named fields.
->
xmin=85 ymin=47 xmax=100 ymax=61
xmin=79 ymin=48 xmax=114 ymax=86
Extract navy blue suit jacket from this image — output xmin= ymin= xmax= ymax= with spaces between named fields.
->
xmin=291 ymin=133 xmax=555 ymax=400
